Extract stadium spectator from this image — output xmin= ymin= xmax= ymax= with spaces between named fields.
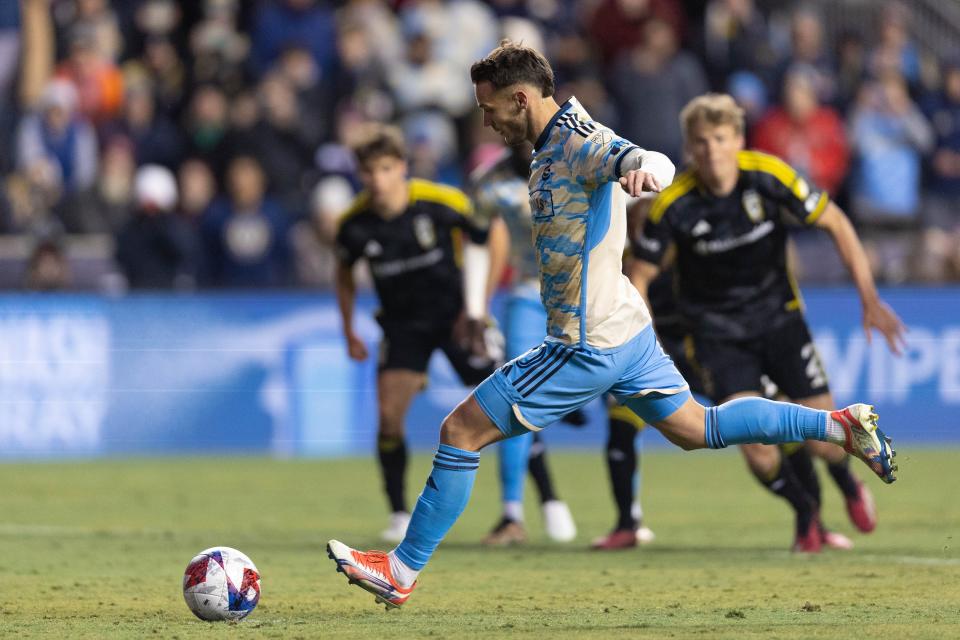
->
xmin=16 ymin=79 xmax=98 ymax=196
xmin=250 ymin=0 xmax=337 ymax=78
xmin=291 ymin=175 xmax=355 ymax=287
xmin=111 ymin=75 xmax=184 ymax=170
xmin=850 ymin=72 xmax=933 ymax=220
xmin=609 ymin=18 xmax=708 ymax=166
xmin=200 ymin=155 xmax=291 ymax=287
xmin=70 ymin=135 xmax=135 ymax=233
xmin=835 ymin=29 xmax=868 ymax=113
xmin=24 ymin=237 xmax=72 ymax=291
xmin=115 ymin=164 xmax=199 ymax=289
xmin=849 ymin=71 xmax=934 ymax=282
xmin=183 ymin=84 xmax=231 ymax=179
xmin=70 ymin=0 xmax=123 ymax=62
xmin=587 ymin=0 xmax=686 ymax=67
xmin=771 ymin=6 xmax=836 ymax=106
xmin=238 ymin=73 xmax=319 ymax=216
xmin=188 ymin=0 xmax=249 ymax=92
xmin=917 ymin=60 xmax=960 ymax=281
xmin=700 ymin=0 xmax=771 ymax=90
xmin=177 ymin=158 xmax=217 ymax=222
xmin=55 ymin=26 xmax=124 ymax=125
xmin=128 ymin=36 xmax=188 ymax=119
xmin=753 ymin=64 xmax=849 ymax=196
xmin=869 ymin=1 xmax=921 ymax=90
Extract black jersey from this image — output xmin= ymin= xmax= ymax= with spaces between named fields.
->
xmin=335 ymin=178 xmax=488 ymax=330
xmin=633 ymin=150 xmax=829 ymax=340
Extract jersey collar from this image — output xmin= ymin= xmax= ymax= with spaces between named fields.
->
xmin=533 ymin=98 xmax=573 ymax=153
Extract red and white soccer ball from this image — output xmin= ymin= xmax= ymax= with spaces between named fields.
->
xmin=182 ymin=546 xmax=261 ymax=621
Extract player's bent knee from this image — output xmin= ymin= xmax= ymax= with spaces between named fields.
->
xmin=439 ymin=396 xmax=504 ymax=452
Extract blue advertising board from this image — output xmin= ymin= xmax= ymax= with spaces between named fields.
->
xmin=0 ymin=288 xmax=956 ymax=458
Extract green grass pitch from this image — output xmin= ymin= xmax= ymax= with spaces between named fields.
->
xmin=1 ymin=448 xmax=958 ymax=639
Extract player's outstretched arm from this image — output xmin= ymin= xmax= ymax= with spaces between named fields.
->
xmin=334 ymin=262 xmax=368 ymax=361
xmin=618 ymin=149 xmax=676 ymax=197
xmin=815 ymin=202 xmax=906 ymax=355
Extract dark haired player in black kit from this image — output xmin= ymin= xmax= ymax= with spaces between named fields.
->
xmin=630 ymin=94 xmax=906 ymax=552
xmin=335 ymin=125 xmax=497 ymax=543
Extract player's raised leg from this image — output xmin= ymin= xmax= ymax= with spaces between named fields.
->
xmin=648 ymin=395 xmax=897 ymax=484
xmin=328 ymin=393 xmax=504 ymax=608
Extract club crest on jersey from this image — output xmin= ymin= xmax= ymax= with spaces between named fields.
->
xmin=742 ymin=189 xmax=765 ymax=223
xmin=413 ymin=215 xmax=436 ymax=249
xmin=529 ymin=189 xmax=554 ymax=221
xmin=588 ymin=130 xmax=611 ymax=146
xmin=364 ymin=239 xmax=383 ymax=257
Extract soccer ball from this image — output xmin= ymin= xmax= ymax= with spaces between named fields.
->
xmin=182 ymin=546 xmax=261 ymax=621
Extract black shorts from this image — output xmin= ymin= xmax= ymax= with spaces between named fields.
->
xmin=687 ymin=313 xmax=829 ymax=402
xmin=378 ymin=323 xmax=495 ymax=386
xmin=657 ymin=327 xmax=707 ymax=397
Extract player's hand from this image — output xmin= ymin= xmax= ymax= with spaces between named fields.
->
xmin=345 ymin=332 xmax=368 ymax=361
xmin=863 ymin=298 xmax=907 ymax=356
xmin=619 ymin=169 xmax=662 ymax=197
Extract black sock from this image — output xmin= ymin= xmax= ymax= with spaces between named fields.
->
xmin=607 ymin=418 xmax=638 ymax=531
xmin=527 ymin=433 xmax=557 ymax=504
xmin=377 ymin=434 xmax=407 ymax=513
xmin=753 ymin=456 xmax=815 ymax=534
xmin=827 ymin=456 xmax=860 ymax=498
xmin=785 ymin=446 xmax=821 ymax=510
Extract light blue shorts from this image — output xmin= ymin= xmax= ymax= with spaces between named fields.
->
xmin=475 ymin=324 xmax=691 ymax=437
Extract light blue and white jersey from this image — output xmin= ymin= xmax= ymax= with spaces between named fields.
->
xmin=529 ymin=97 xmax=656 ymax=350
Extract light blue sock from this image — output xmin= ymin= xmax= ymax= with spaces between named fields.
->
xmin=704 ymin=397 xmax=827 ymax=449
xmin=499 ymin=431 xmax=533 ymax=504
xmin=394 ymin=444 xmax=479 ymax=570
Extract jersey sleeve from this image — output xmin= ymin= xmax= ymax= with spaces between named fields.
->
xmin=561 ymin=122 xmax=638 ymax=186
xmin=432 ymin=186 xmax=490 ymax=244
xmin=334 ymin=219 xmax=364 ymax=267
xmin=745 ymin=152 xmax=829 ymax=225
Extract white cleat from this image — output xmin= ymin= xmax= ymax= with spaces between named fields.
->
xmin=542 ymin=500 xmax=576 ymax=542
xmin=380 ymin=511 xmax=411 ymax=543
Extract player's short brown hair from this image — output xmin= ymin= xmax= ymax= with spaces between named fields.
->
xmin=351 ymin=124 xmax=407 ymax=165
xmin=680 ymin=93 xmax=746 ymax=140
xmin=470 ymin=39 xmax=555 ymax=97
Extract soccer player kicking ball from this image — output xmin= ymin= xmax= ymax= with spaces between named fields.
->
xmin=327 ymin=41 xmax=897 ymax=609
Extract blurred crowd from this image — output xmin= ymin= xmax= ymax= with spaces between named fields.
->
xmin=2 ymin=0 xmax=959 ymax=291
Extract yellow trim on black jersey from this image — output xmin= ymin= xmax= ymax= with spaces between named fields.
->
xmin=803 ymin=192 xmax=829 ymax=225
xmin=408 ymin=178 xmax=473 ymax=217
xmin=649 ymin=170 xmax=697 ymax=224
xmin=738 ymin=150 xmax=799 ymax=192
xmin=336 ymin=192 xmax=371 ymax=230
xmin=784 ymin=261 xmax=804 ymax=312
